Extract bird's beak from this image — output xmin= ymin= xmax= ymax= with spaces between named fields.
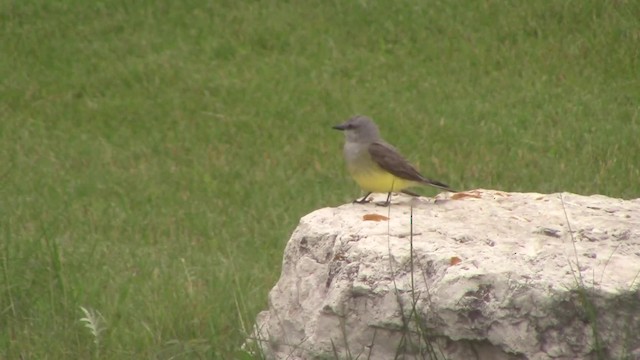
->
xmin=332 ymin=123 xmax=347 ymax=131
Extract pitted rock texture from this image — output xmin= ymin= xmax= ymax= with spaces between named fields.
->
xmin=251 ymin=190 xmax=640 ymax=360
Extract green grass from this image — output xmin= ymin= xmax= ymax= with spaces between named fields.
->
xmin=1 ymin=0 xmax=639 ymax=358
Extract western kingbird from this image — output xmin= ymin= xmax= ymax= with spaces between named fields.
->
xmin=333 ymin=115 xmax=455 ymax=206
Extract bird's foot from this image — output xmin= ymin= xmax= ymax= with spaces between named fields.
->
xmin=353 ymin=192 xmax=373 ymax=204
xmin=353 ymin=198 xmax=371 ymax=204
xmin=374 ymin=192 xmax=393 ymax=207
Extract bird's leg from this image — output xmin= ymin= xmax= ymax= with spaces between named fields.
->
xmin=375 ymin=192 xmax=392 ymax=207
xmin=353 ymin=192 xmax=372 ymax=204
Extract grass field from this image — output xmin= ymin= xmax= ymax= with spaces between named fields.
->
xmin=1 ymin=0 xmax=639 ymax=358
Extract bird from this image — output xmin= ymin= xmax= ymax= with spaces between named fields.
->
xmin=333 ymin=115 xmax=455 ymax=206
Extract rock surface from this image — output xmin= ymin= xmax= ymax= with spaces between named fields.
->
xmin=250 ymin=190 xmax=640 ymax=360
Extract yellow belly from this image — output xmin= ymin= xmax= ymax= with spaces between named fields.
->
xmin=350 ymin=168 xmax=415 ymax=193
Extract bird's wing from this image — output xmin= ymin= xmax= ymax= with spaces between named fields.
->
xmin=368 ymin=141 xmax=454 ymax=191
xmin=368 ymin=141 xmax=426 ymax=182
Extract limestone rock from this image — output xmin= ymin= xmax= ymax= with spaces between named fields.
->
xmin=250 ymin=190 xmax=640 ymax=360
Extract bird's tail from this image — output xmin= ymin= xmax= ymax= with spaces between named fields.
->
xmin=420 ymin=177 xmax=456 ymax=192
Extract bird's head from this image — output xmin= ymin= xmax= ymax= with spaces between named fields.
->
xmin=332 ymin=115 xmax=380 ymax=143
